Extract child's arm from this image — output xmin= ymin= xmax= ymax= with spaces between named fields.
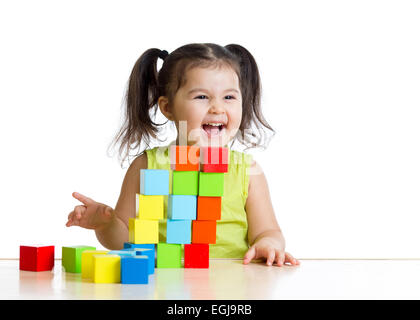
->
xmin=243 ymin=160 xmax=300 ymax=267
xmin=66 ymin=153 xmax=147 ymax=250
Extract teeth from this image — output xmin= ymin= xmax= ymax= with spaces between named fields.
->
xmin=204 ymin=123 xmax=223 ymax=126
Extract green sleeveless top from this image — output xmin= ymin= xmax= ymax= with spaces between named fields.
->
xmin=145 ymin=144 xmax=253 ymax=258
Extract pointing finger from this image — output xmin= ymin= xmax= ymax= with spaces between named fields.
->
xmin=72 ymin=192 xmax=94 ymax=206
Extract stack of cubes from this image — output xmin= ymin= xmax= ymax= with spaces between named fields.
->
xmin=188 ymin=146 xmax=228 ymax=268
xmin=156 ymin=145 xmax=200 ymax=268
xmin=122 ymin=168 xmax=170 ymax=282
xmin=156 ymin=145 xmax=228 ymax=268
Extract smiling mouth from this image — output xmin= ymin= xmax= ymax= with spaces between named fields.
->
xmin=202 ymin=123 xmax=226 ymax=137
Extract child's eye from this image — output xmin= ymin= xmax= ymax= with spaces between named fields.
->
xmin=194 ymin=95 xmax=207 ymax=99
xmin=225 ymin=95 xmax=235 ymax=100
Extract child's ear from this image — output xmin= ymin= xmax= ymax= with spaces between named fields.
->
xmin=158 ymin=96 xmax=174 ymax=121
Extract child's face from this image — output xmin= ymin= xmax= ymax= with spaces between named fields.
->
xmin=159 ymin=65 xmax=242 ymax=147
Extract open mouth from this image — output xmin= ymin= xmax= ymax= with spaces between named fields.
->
xmin=201 ymin=122 xmax=226 ymax=137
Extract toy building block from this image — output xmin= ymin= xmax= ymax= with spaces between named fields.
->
xmin=81 ymin=250 xmax=109 ymax=279
xmin=136 ymin=194 xmax=164 ymax=220
xmin=140 ymin=169 xmax=169 ymax=195
xmin=62 ymin=245 xmax=96 ymax=273
xmin=121 ymin=256 xmax=149 ymax=284
xmin=197 ymin=196 xmax=222 ymax=220
xmin=184 ymin=244 xmax=209 ymax=268
xmin=133 ymin=248 xmax=155 ymax=274
xmin=200 ymin=147 xmax=229 ymax=173
xmin=170 ymin=145 xmax=200 ymax=171
xmin=156 ymin=243 xmax=182 ymax=268
xmin=120 ymin=247 xmax=155 ymax=275
xmin=167 ymin=195 xmax=197 ymax=220
xmin=192 ymin=220 xmax=217 ymax=244
xmin=172 ymin=171 xmax=199 ymax=195
xmin=166 ymin=219 xmax=192 ymax=244
xmin=92 ymin=254 xmax=121 ymax=283
xmin=123 ymin=242 xmax=155 ymax=250
xmin=19 ymin=245 xmax=55 ymax=272
xmin=172 ymin=171 xmax=198 ymax=196
xmin=198 ymin=172 xmax=224 ymax=197
xmin=129 ymin=218 xmax=159 ymax=244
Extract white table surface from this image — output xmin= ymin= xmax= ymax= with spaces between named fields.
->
xmin=2 ymin=259 xmax=420 ymax=300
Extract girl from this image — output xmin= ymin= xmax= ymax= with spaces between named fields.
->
xmin=66 ymin=43 xmax=300 ymax=267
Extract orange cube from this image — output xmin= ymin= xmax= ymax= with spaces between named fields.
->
xmin=170 ymin=145 xmax=200 ymax=171
xmin=197 ymin=196 xmax=221 ymax=220
xmin=192 ymin=220 xmax=217 ymax=244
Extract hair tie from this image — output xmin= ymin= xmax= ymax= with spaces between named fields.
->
xmin=158 ymin=50 xmax=169 ymax=60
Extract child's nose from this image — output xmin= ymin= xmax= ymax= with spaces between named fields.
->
xmin=209 ymin=102 xmax=225 ymax=114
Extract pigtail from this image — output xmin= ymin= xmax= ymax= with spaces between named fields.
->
xmin=225 ymin=44 xmax=274 ymax=149
xmin=109 ymin=48 xmax=165 ymax=167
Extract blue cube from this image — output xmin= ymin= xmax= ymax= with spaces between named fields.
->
xmin=123 ymin=243 xmax=155 ymax=250
xmin=140 ymin=169 xmax=169 ymax=195
xmin=134 ymin=248 xmax=155 ymax=274
xmin=168 ymin=195 xmax=197 ymax=220
xmin=166 ymin=219 xmax=192 ymax=244
xmin=121 ymin=256 xmax=149 ymax=284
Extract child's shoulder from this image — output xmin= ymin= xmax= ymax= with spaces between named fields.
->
xmin=127 ymin=152 xmax=148 ymax=171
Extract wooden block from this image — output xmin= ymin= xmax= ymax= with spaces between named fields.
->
xmin=184 ymin=244 xmax=209 ymax=268
xmin=170 ymin=145 xmax=200 ymax=171
xmin=121 ymin=247 xmax=155 ymax=275
xmin=168 ymin=195 xmax=197 ymax=220
xmin=172 ymin=171 xmax=199 ymax=195
xmin=156 ymin=243 xmax=182 ymax=268
xmin=198 ymin=172 xmax=224 ymax=197
xmin=81 ymin=250 xmax=109 ymax=279
xmin=140 ymin=169 xmax=169 ymax=195
xmin=128 ymin=218 xmax=159 ymax=244
xmin=121 ymin=256 xmax=149 ymax=284
xmin=192 ymin=220 xmax=217 ymax=244
xmin=166 ymin=219 xmax=192 ymax=244
xmin=19 ymin=245 xmax=54 ymax=272
xmin=136 ymin=194 xmax=164 ymax=220
xmin=197 ymin=196 xmax=221 ymax=220
xmin=62 ymin=245 xmax=96 ymax=273
xmin=92 ymin=254 xmax=121 ymax=283
xmin=200 ymin=147 xmax=229 ymax=172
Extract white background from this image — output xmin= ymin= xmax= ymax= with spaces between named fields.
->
xmin=0 ymin=0 xmax=419 ymax=259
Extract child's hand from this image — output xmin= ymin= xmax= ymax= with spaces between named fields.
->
xmin=66 ymin=192 xmax=113 ymax=230
xmin=243 ymin=237 xmax=300 ymax=267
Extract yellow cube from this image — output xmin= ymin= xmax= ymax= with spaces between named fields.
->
xmin=81 ymin=250 xmax=109 ymax=279
xmin=137 ymin=194 xmax=164 ymax=220
xmin=129 ymin=218 xmax=159 ymax=244
xmin=92 ymin=254 xmax=121 ymax=283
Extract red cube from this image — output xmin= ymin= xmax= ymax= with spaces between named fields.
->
xmin=19 ymin=245 xmax=55 ymax=272
xmin=184 ymin=244 xmax=209 ymax=268
xmin=200 ymin=147 xmax=229 ymax=173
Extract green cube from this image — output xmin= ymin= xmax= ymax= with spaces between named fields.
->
xmin=62 ymin=245 xmax=96 ymax=273
xmin=198 ymin=172 xmax=225 ymax=196
xmin=172 ymin=171 xmax=198 ymax=195
xmin=156 ymin=243 xmax=181 ymax=268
